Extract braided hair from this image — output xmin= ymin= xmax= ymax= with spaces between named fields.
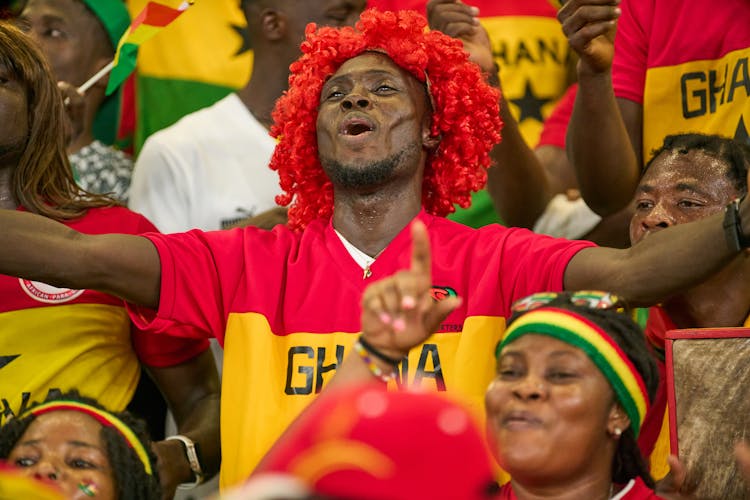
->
xmin=0 ymin=390 xmax=161 ymax=500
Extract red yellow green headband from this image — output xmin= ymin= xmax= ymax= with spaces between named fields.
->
xmin=497 ymin=308 xmax=649 ymax=436
xmin=23 ymin=401 xmax=152 ymax=476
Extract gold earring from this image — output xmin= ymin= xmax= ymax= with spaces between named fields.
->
xmin=613 ymin=427 xmax=622 ymax=437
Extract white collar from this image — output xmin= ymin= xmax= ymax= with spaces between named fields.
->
xmin=611 ymin=479 xmax=636 ymax=500
xmin=334 ymin=229 xmax=377 ymax=270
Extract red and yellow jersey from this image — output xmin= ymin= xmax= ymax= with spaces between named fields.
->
xmin=0 ymin=206 xmax=209 ymax=425
xmin=613 ymin=0 xmax=750 ymax=161
xmin=129 ymin=211 xmax=593 ymax=487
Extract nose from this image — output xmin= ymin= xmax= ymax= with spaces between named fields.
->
xmin=511 ymin=376 xmax=547 ymax=401
xmin=641 ymin=202 xmax=674 ymax=233
xmin=340 ymin=93 xmax=371 ymax=111
xmin=31 ymin=460 xmax=62 ymax=482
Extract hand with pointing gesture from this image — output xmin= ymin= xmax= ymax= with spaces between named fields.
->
xmin=360 ymin=220 xmax=462 ymax=361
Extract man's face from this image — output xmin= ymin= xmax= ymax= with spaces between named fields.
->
xmin=287 ymin=0 xmax=365 ymax=39
xmin=18 ymin=0 xmax=108 ymax=86
xmin=316 ymin=52 xmax=433 ymax=189
xmin=629 ymin=149 xmax=740 ymax=244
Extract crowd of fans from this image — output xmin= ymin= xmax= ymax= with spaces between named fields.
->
xmin=1 ymin=0 xmax=749 ymax=498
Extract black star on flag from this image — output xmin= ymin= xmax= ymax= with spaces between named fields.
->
xmin=0 ymin=354 xmax=19 ymax=370
xmin=231 ymin=23 xmax=252 ymax=57
xmin=735 ymin=116 xmax=749 ymax=146
xmin=509 ymin=79 xmax=552 ymax=124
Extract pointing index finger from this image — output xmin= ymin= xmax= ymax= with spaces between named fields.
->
xmin=410 ymin=220 xmax=431 ymax=281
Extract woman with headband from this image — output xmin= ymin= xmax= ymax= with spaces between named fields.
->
xmin=257 ymin=221 xmax=662 ymax=499
xmin=0 ymin=391 xmax=160 ymax=500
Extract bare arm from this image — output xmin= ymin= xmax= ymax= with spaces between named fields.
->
xmin=560 ymin=0 xmax=641 ymax=215
xmin=0 ymin=209 xmax=161 ymax=307
xmin=564 ymin=201 xmax=748 ymax=305
xmin=149 ymin=350 xmax=221 ymax=497
xmin=427 ymin=0 xmax=552 ymax=228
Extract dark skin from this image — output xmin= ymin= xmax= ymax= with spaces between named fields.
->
xmin=629 ymin=150 xmax=750 ymax=329
xmin=1 ymin=48 xmax=749 ymax=308
xmin=558 ymin=0 xmax=644 ymax=216
xmin=237 ymin=0 xmax=365 ymax=128
xmin=0 ymin=23 xmax=220 ymax=498
xmin=427 ymin=0 xmax=631 ymax=247
xmin=18 ymin=0 xmax=112 ymax=154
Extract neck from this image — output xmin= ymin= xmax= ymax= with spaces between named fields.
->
xmin=0 ymin=164 xmax=17 ymax=209
xmin=509 ymin=473 xmax=614 ymax=500
xmin=663 ymin=255 xmax=750 ymax=328
xmin=237 ymin=55 xmax=292 ymax=130
xmin=331 ymin=175 xmax=423 ymax=257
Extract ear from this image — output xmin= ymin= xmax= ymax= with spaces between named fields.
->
xmin=260 ymin=8 xmax=287 ymax=42
xmin=422 ymin=122 xmax=440 ymax=152
xmin=606 ymin=403 xmax=631 ymax=439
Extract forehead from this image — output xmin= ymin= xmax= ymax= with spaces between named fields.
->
xmin=25 ymin=411 xmax=103 ymax=439
xmin=22 ymin=0 xmax=100 ymax=28
xmin=328 ymin=52 xmax=422 ymax=88
xmin=641 ymin=149 xmax=735 ymax=188
xmin=500 ymin=334 xmax=586 ymax=359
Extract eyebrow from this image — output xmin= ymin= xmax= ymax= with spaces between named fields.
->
xmin=325 ymin=69 xmax=400 ymax=86
xmin=638 ymin=181 xmax=710 ymax=197
xmin=18 ymin=439 xmax=102 ymax=450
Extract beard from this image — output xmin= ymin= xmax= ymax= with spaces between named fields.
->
xmin=320 ymin=144 xmax=419 ymax=189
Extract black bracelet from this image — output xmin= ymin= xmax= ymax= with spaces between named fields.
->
xmin=723 ymin=197 xmax=750 ymax=252
xmin=358 ymin=335 xmax=404 ymax=366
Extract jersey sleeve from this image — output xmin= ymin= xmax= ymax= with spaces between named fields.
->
xmin=494 ymin=227 xmax=595 ymax=314
xmin=127 ymin=228 xmax=251 ymax=346
xmin=129 ymin=133 xmax=192 ymax=233
xmin=125 ymin=213 xmax=211 ymax=366
xmin=612 ymin=0 xmax=655 ymax=104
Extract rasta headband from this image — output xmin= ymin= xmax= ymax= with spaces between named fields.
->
xmin=81 ymin=0 xmax=130 ymax=49
xmin=22 ymin=401 xmax=153 ymax=476
xmin=497 ymin=307 xmax=649 ymax=437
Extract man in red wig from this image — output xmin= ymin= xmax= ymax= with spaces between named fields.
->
xmin=0 ymin=8 xmax=749 ymax=487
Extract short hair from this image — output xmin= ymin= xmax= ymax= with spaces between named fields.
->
xmin=645 ymin=133 xmax=750 ymax=196
xmin=0 ymin=390 xmax=161 ymax=500
xmin=507 ymin=296 xmax=659 ymax=488
xmin=0 ymin=22 xmax=115 ymax=219
xmin=269 ymin=9 xmax=502 ymax=230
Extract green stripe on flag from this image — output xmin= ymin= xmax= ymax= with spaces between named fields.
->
xmin=135 ymin=76 xmax=235 ymax=152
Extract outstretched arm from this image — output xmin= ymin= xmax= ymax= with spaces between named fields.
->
xmin=328 ymin=220 xmax=461 ymax=389
xmin=564 ymin=199 xmax=750 ymax=305
xmin=559 ymin=0 xmax=642 ymax=215
xmin=427 ymin=0 xmax=553 ymax=229
xmin=0 ymin=209 xmax=161 ymax=307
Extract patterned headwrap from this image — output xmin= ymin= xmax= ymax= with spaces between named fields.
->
xmin=23 ymin=401 xmax=153 ymax=476
xmin=497 ymin=307 xmax=650 ymax=437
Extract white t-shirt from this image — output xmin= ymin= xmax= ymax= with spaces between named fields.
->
xmin=129 ymin=93 xmax=281 ymax=232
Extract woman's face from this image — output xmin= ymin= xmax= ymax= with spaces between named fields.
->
xmin=485 ymin=334 xmax=624 ymax=483
xmin=7 ymin=411 xmax=116 ymax=500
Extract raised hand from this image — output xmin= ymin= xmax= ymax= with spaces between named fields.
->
xmin=557 ymin=0 xmax=621 ymax=75
xmin=360 ymin=220 xmax=462 ymax=360
xmin=427 ymin=0 xmax=494 ymax=73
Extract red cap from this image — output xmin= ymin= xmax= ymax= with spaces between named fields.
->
xmin=255 ymin=383 xmax=498 ymax=500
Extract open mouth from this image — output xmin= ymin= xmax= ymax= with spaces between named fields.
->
xmin=339 ymin=116 xmax=375 ymax=136
xmin=502 ymin=410 xmax=543 ymax=427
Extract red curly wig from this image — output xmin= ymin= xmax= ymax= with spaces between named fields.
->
xmin=269 ymin=8 xmax=502 ymax=230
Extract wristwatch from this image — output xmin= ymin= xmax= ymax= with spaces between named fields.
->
xmin=165 ymin=434 xmax=205 ymax=489
xmin=723 ymin=198 xmax=750 ymax=252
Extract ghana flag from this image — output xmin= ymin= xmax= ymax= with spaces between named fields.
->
xmin=125 ymin=0 xmax=252 ymax=152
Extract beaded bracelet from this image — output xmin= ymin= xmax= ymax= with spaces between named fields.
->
xmin=354 ymin=340 xmax=396 ymax=383
xmin=358 ymin=335 xmax=403 ymax=366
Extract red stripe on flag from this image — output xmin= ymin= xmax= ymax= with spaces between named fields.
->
xmin=131 ymin=2 xmax=185 ymax=30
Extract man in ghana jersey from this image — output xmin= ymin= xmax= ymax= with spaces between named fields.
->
xmin=1 ymin=8 xmax=750 ymax=488
xmin=559 ymin=0 xmax=750 ymax=217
